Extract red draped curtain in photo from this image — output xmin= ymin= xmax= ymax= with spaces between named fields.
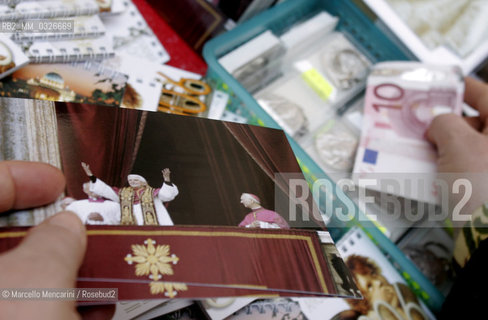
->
xmin=55 ymin=103 xmax=146 ymax=199
xmin=224 ymin=122 xmax=326 ymax=230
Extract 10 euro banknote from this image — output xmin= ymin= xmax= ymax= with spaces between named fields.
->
xmin=353 ymin=62 xmax=464 ymax=204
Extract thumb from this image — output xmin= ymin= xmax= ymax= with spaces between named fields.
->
xmin=15 ymin=211 xmax=87 ymax=284
xmin=0 ymin=212 xmax=86 ymax=319
xmin=426 ymin=113 xmax=477 ymax=150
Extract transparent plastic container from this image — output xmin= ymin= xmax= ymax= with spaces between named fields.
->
xmin=202 ymin=0 xmax=444 ymax=313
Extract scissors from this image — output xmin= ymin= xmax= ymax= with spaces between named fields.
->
xmin=156 ymin=71 xmax=211 ymax=115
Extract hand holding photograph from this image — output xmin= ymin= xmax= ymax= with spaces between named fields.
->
xmin=0 ymin=97 xmax=359 ymax=301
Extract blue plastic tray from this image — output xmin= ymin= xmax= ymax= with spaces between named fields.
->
xmin=203 ymin=0 xmax=443 ymax=313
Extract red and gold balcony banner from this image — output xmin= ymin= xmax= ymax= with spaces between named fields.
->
xmin=0 ymin=225 xmax=337 ymax=300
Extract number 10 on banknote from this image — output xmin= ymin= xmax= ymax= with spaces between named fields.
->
xmin=352 ymin=62 xmax=464 ymax=204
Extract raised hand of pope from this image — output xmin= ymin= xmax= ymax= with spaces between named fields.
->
xmin=162 ymin=168 xmax=171 ymax=182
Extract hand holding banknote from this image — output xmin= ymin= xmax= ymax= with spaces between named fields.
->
xmin=353 ymin=62 xmax=464 ymax=204
xmin=433 ymin=77 xmax=488 ymax=320
xmin=427 ymin=77 xmax=488 ymax=216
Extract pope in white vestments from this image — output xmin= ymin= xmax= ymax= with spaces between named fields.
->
xmin=82 ymin=163 xmax=179 ymax=226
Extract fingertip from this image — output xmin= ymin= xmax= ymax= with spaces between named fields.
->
xmin=17 ymin=211 xmax=87 ymax=277
xmin=1 ymin=211 xmax=88 ymax=293
xmin=464 ymin=77 xmax=488 ymax=120
xmin=465 ymin=76 xmax=484 ymax=89
xmin=0 ymin=163 xmax=15 ymax=212
xmin=427 ymin=113 xmax=478 ymax=151
xmin=28 ymin=211 xmax=87 ymax=259
xmin=426 ymin=114 xmax=447 ymax=145
xmin=7 ymin=161 xmax=66 ymax=209
xmin=47 ymin=211 xmax=86 ymax=248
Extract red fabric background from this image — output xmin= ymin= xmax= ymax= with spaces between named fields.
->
xmin=132 ymin=0 xmax=208 ymax=75
xmin=0 ymin=225 xmax=336 ymax=300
